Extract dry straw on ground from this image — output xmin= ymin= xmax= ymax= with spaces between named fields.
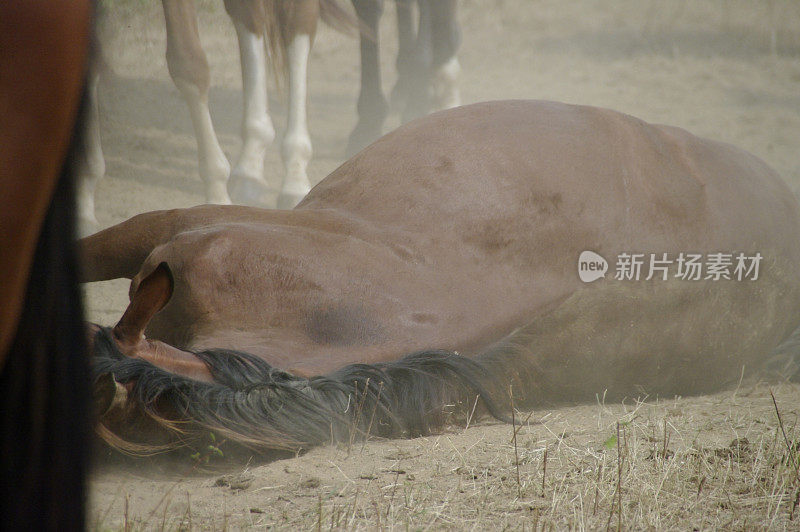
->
xmin=91 ymin=382 xmax=800 ymax=530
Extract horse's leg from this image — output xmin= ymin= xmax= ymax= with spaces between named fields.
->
xmin=430 ymin=0 xmax=460 ymax=110
xmin=399 ymin=0 xmax=433 ymax=123
xmin=346 ymin=0 xmax=388 ymax=157
xmin=225 ymin=0 xmax=277 ymax=207
xmin=79 ymin=203 xmax=284 ymax=283
xmin=79 ymin=205 xmax=227 ymax=282
xmin=162 ymin=0 xmax=231 ymax=205
xmin=79 ymin=209 xmax=184 ymax=283
xmin=389 ymin=0 xmax=415 ymax=115
xmin=75 ymin=66 xmax=104 ymax=237
xmin=276 ymin=0 xmax=319 ymax=209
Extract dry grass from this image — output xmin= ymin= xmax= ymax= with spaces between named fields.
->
xmin=90 ymin=382 xmax=800 ymax=530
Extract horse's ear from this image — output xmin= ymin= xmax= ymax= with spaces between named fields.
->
xmin=112 ymin=262 xmax=173 ymax=345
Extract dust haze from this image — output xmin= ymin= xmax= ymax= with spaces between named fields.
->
xmin=87 ymin=0 xmax=800 ymax=529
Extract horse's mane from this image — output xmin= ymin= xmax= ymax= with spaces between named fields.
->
xmin=92 ymin=327 xmax=511 ymax=454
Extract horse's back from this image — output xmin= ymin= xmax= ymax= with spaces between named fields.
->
xmin=99 ymin=100 xmax=800 ymax=387
xmin=301 ymin=100 xmax=800 ymax=399
xmin=301 ymin=100 xmax=799 ymax=259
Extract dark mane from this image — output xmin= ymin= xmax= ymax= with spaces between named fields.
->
xmin=91 ymin=327 xmax=510 ymax=454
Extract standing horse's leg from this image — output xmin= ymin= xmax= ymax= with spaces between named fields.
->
xmin=346 ymin=0 xmax=388 ymax=157
xmin=393 ymin=0 xmax=461 ymax=122
xmin=162 ymin=0 xmax=231 ymax=205
xmin=430 ymin=0 xmax=460 ymax=110
xmin=276 ymin=0 xmax=319 ymax=209
xmin=225 ymin=0 xmax=278 ymax=207
xmin=389 ymin=0 xmax=415 ymax=116
xmin=398 ymin=0 xmax=432 ymax=122
xmin=76 ymin=67 xmax=104 ymax=236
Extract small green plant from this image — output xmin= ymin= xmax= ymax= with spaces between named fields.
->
xmin=189 ymin=432 xmax=224 ymax=464
xmin=603 ymin=420 xmax=631 ymax=450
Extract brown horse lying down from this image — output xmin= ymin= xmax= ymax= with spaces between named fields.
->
xmin=82 ymin=100 xmax=800 ymax=453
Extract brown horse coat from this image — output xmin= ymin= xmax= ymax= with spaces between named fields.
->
xmin=0 ymin=1 xmax=92 ymax=526
xmin=83 ymin=100 xmax=800 ymax=451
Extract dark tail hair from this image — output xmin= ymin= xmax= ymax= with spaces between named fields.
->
xmin=91 ymin=327 xmax=510 ymax=455
xmin=0 ymin=89 xmax=91 ymax=529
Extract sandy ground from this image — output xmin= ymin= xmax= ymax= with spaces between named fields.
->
xmin=85 ymin=0 xmax=800 ymax=529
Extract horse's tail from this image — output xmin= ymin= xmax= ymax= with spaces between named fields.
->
xmin=319 ymin=0 xmax=360 ymax=36
xmin=91 ymin=327 xmax=512 ymax=455
xmin=262 ymin=0 xmax=358 ymax=90
xmin=0 ymin=88 xmax=91 ymax=529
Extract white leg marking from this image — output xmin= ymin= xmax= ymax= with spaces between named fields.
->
xmin=228 ymin=20 xmax=277 ymax=207
xmin=433 ymin=56 xmax=461 ymax=110
xmin=279 ymin=33 xmax=312 ymax=209
xmin=76 ymin=69 xmax=104 ymax=236
xmin=174 ymin=79 xmax=231 ymax=205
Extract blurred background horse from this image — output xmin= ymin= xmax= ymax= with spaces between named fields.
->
xmin=79 ymin=0 xmax=356 ymax=236
xmin=79 ymin=0 xmax=463 ymax=235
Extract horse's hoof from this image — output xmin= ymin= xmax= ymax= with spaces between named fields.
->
xmin=346 ymin=127 xmax=381 ymax=158
xmin=205 ymin=182 xmax=232 ymax=205
xmin=276 ymin=191 xmax=306 ymax=210
xmin=228 ymin=175 xmax=277 ymax=209
xmin=77 ymin=215 xmax=99 ymax=238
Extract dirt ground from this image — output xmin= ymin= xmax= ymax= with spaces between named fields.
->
xmin=85 ymin=0 xmax=800 ymax=529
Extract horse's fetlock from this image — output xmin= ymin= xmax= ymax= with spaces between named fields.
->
xmin=243 ymin=116 xmax=276 ymax=147
xmin=282 ymin=132 xmax=313 ymax=163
